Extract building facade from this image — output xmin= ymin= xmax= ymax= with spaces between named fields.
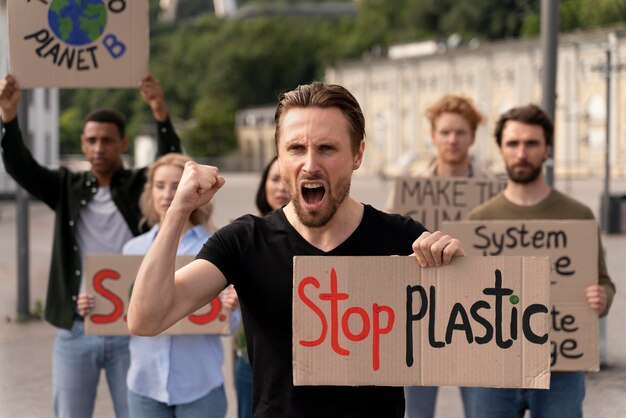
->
xmin=235 ymin=105 xmax=276 ymax=172
xmin=325 ymin=26 xmax=626 ymax=178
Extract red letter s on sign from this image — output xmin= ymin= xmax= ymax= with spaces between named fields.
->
xmin=298 ymin=276 xmax=328 ymax=347
xmin=188 ymin=299 xmax=222 ymax=324
xmin=90 ymin=269 xmax=124 ymax=324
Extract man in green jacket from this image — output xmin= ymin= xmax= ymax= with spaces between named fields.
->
xmin=465 ymin=104 xmax=615 ymax=418
xmin=0 ymin=73 xmax=182 ymax=418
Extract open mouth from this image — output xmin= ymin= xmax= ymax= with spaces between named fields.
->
xmin=302 ymin=183 xmax=325 ymax=205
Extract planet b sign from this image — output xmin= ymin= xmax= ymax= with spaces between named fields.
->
xmin=8 ymin=0 xmax=149 ymax=88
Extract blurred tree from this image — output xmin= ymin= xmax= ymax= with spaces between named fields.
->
xmin=58 ymin=0 xmax=626 ymax=158
xmin=59 ymin=107 xmax=83 ymax=154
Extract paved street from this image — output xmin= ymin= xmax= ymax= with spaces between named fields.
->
xmin=1 ymin=173 xmax=625 ymax=417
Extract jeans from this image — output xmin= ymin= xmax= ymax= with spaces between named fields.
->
xmin=404 ymin=386 xmax=473 ymax=418
xmin=127 ymin=385 xmax=227 ymax=418
xmin=466 ymin=372 xmax=585 ymax=418
xmin=52 ymin=320 xmax=130 ymax=418
xmin=234 ymin=355 xmax=253 ymax=418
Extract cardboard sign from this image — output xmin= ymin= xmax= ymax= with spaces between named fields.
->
xmin=84 ymin=255 xmax=231 ymax=336
xmin=441 ymin=220 xmax=599 ymax=371
xmin=387 ymin=177 xmax=506 ymax=231
xmin=293 ymin=256 xmax=551 ymax=388
xmin=8 ymin=0 xmax=148 ymax=88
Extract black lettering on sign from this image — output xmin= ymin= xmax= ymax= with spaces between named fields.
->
xmin=107 ymin=0 xmax=126 ymax=13
xmin=405 ymin=269 xmax=548 ymax=367
xmin=476 ymin=180 xmax=506 ymax=203
xmin=24 ymin=29 xmax=99 ymax=70
xmin=473 ymin=224 xmax=568 ymax=256
xmin=549 ymin=306 xmax=583 ymax=367
xmin=404 ymin=208 xmax=463 ymax=231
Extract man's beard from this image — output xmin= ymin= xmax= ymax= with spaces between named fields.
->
xmin=506 ymin=161 xmax=543 ymax=184
xmin=290 ymin=175 xmax=351 ymax=228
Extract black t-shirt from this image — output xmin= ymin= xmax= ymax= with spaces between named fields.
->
xmin=197 ymin=204 xmax=427 ymax=418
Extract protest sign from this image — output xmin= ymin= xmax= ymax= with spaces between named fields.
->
xmin=293 ymin=256 xmax=551 ymax=388
xmin=386 ymin=176 xmax=506 ymax=231
xmin=442 ymin=220 xmax=599 ymax=371
xmin=8 ymin=0 xmax=148 ymax=88
xmin=83 ymin=255 xmax=231 ymax=336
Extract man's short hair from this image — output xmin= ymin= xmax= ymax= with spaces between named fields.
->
xmin=425 ymin=95 xmax=484 ymax=134
xmin=83 ymin=108 xmax=126 ymax=138
xmin=274 ymin=82 xmax=365 ymax=154
xmin=494 ymin=104 xmax=554 ymax=147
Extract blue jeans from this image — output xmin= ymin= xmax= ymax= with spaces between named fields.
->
xmin=404 ymin=386 xmax=473 ymax=418
xmin=127 ymin=385 xmax=227 ymax=418
xmin=466 ymin=372 xmax=585 ymax=418
xmin=52 ymin=321 xmax=130 ymax=418
xmin=234 ymin=355 xmax=253 ymax=418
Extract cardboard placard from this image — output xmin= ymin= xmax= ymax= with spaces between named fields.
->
xmin=293 ymin=256 xmax=551 ymax=388
xmin=8 ymin=0 xmax=148 ymax=88
xmin=84 ymin=255 xmax=231 ymax=336
xmin=441 ymin=220 xmax=599 ymax=371
xmin=387 ymin=177 xmax=506 ymax=231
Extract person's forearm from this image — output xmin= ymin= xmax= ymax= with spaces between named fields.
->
xmin=128 ymin=206 xmax=191 ymax=335
xmin=151 ymin=102 xmax=168 ymax=122
xmin=0 ymin=107 xmax=17 ymax=123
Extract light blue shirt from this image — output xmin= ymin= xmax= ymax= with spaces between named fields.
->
xmin=123 ymin=224 xmax=241 ymax=405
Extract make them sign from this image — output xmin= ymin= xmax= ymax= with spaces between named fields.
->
xmin=8 ymin=0 xmax=148 ymax=88
xmin=386 ymin=177 xmax=506 ymax=231
xmin=84 ymin=255 xmax=231 ymax=336
xmin=441 ymin=220 xmax=600 ymax=372
xmin=293 ymin=256 xmax=551 ymax=388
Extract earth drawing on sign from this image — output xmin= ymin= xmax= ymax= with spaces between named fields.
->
xmin=48 ymin=0 xmax=108 ymax=47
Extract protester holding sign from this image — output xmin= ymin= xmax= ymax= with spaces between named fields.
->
xmin=405 ymin=94 xmax=489 ymax=418
xmin=0 ymin=73 xmax=181 ymax=418
xmin=127 ymin=82 xmax=465 ymax=418
xmin=464 ymin=104 xmax=616 ymax=418
xmin=118 ymin=153 xmax=240 ymax=418
xmin=420 ymin=94 xmax=488 ymax=178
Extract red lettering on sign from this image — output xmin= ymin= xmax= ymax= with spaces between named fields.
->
xmin=320 ymin=269 xmax=350 ymax=356
xmin=297 ymin=268 xmax=395 ymax=371
xmin=188 ymin=298 xmax=222 ymax=324
xmin=372 ymin=304 xmax=394 ymax=371
xmin=90 ymin=269 xmax=124 ymax=324
xmin=298 ymin=276 xmax=328 ymax=347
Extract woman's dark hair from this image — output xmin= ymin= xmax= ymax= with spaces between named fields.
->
xmin=255 ymin=156 xmax=278 ymax=216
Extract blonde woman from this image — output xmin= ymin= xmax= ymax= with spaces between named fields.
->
xmin=124 ymin=153 xmax=239 ymax=418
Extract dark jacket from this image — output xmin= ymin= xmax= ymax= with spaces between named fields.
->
xmin=0 ymin=117 xmax=181 ymax=329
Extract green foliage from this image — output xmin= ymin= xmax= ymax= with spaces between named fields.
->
xmin=59 ymin=107 xmax=83 ymax=154
xmin=58 ymin=0 xmax=626 ymax=159
xmin=185 ymin=96 xmax=238 ymax=157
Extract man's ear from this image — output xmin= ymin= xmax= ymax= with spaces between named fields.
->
xmin=353 ymin=140 xmax=365 ymax=170
xmin=79 ymin=134 xmax=90 ymax=156
xmin=543 ymin=145 xmax=551 ymax=162
xmin=120 ymin=136 xmax=129 ymax=153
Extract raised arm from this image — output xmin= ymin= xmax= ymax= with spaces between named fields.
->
xmin=140 ymin=74 xmax=169 ymax=122
xmin=128 ymin=161 xmax=226 ymax=335
xmin=139 ymin=74 xmax=182 ymax=156
xmin=1 ymin=74 xmax=63 ymax=208
xmin=0 ymin=74 xmax=21 ymax=122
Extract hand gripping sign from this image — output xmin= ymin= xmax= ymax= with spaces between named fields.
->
xmin=292 ymin=256 xmax=551 ymax=388
xmin=83 ymin=255 xmax=231 ymax=336
xmin=8 ymin=0 xmax=148 ymax=88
